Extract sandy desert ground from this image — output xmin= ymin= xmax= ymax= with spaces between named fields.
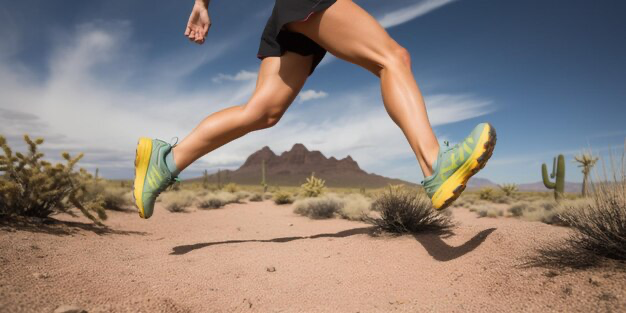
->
xmin=1 ymin=200 xmax=625 ymax=313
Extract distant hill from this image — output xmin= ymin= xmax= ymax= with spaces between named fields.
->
xmin=467 ymin=177 xmax=582 ymax=194
xmin=190 ymin=143 xmax=416 ymax=188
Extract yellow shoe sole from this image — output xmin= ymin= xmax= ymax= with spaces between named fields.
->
xmin=431 ymin=123 xmax=497 ymax=210
xmin=133 ymin=137 xmax=153 ymax=219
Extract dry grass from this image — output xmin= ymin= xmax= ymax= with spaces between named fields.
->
xmin=293 ymin=194 xmax=343 ymax=219
xmin=336 ymin=193 xmax=372 ymax=221
xmin=249 ymin=193 xmax=263 ymax=202
xmin=197 ymin=191 xmax=239 ymax=210
xmin=363 ymin=186 xmax=453 ymax=234
xmin=161 ymin=190 xmax=196 ymax=213
xmin=273 ymin=191 xmax=293 ymax=205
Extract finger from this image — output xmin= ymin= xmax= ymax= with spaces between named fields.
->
xmin=203 ymin=23 xmax=209 ymax=36
xmin=184 ymin=26 xmax=191 ymax=36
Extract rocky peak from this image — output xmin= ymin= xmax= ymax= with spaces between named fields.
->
xmin=240 ymin=145 xmax=277 ymax=168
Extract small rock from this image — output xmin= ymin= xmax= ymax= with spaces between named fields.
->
xmin=266 ymin=266 xmax=276 ymax=272
xmin=588 ymin=276 xmax=601 ymax=286
xmin=33 ymin=272 xmax=49 ymax=279
xmin=53 ymin=305 xmax=86 ymax=313
xmin=288 ymin=223 xmax=293 ymax=226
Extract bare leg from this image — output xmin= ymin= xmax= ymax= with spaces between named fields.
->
xmin=172 ymin=51 xmax=313 ymax=171
xmin=285 ymin=0 xmax=440 ymax=176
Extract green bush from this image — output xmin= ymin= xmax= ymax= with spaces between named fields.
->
xmin=0 ymin=135 xmax=106 ymax=224
xmin=293 ymin=195 xmax=342 ymax=219
xmin=273 ymin=191 xmax=293 ymax=205
xmin=363 ymin=186 xmax=453 ymax=234
xmin=300 ymin=172 xmax=325 ymax=197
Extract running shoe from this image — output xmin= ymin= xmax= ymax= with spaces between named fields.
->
xmin=133 ymin=138 xmax=180 ymax=219
xmin=422 ymin=123 xmax=497 ymax=210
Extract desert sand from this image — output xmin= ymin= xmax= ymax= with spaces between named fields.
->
xmin=1 ymin=200 xmax=625 ymax=312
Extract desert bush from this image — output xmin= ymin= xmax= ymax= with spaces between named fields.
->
xmin=300 ymin=172 xmax=326 ymax=197
xmin=337 ymin=193 xmax=372 ymax=221
xmin=499 ymin=183 xmax=519 ymax=197
xmin=556 ymin=180 xmax=626 ymax=260
xmin=363 ymin=186 xmax=453 ymax=234
xmin=223 ymin=182 xmax=239 ymax=193
xmin=234 ymin=190 xmax=251 ymax=201
xmin=198 ymin=191 xmax=239 ymax=209
xmin=249 ymin=193 xmax=263 ymax=202
xmin=477 ymin=208 xmax=504 ymax=218
xmin=273 ymin=191 xmax=293 ymax=205
xmin=506 ymin=199 xmax=564 ymax=224
xmin=263 ymin=192 xmax=273 ymax=200
xmin=97 ymin=186 xmax=131 ymax=211
xmin=479 ymin=187 xmax=494 ymax=201
xmin=293 ymin=194 xmax=342 ymax=219
xmin=0 ymin=135 xmax=106 ymax=224
xmin=161 ymin=190 xmax=196 ymax=213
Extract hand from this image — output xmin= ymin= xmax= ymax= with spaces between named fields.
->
xmin=185 ymin=1 xmax=211 ymax=44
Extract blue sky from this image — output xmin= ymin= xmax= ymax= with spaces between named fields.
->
xmin=0 ymin=0 xmax=624 ymax=184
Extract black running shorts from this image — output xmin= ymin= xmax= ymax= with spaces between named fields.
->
xmin=257 ymin=0 xmax=337 ymax=76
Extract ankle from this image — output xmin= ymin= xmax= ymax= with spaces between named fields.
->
xmin=165 ymin=147 xmax=181 ymax=176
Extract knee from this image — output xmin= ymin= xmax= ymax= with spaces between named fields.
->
xmin=380 ymin=45 xmax=411 ymax=70
xmin=244 ymin=105 xmax=285 ymax=130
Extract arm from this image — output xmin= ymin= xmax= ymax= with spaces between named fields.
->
xmin=185 ymin=0 xmax=211 ymax=44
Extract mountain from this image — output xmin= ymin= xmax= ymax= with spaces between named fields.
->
xmin=193 ymin=143 xmax=416 ymax=188
xmin=466 ymin=177 xmax=582 ymax=194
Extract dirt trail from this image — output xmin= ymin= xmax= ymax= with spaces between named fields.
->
xmin=1 ymin=200 xmax=625 ymax=312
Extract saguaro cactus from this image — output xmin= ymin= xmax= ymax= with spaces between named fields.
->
xmin=261 ymin=159 xmax=268 ymax=193
xmin=542 ymin=154 xmax=565 ymax=201
xmin=202 ymin=169 xmax=209 ymax=190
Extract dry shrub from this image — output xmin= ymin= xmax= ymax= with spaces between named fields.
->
xmin=478 ymin=208 xmax=503 ymax=218
xmin=249 ymin=193 xmax=263 ymax=202
xmin=198 ymin=191 xmax=239 ymax=209
xmin=161 ymin=190 xmax=196 ymax=213
xmin=273 ymin=191 xmax=293 ymax=205
xmin=337 ymin=193 xmax=372 ymax=221
xmin=223 ymin=183 xmax=239 ymax=193
xmin=557 ymin=180 xmax=626 ymax=261
xmin=363 ymin=186 xmax=453 ymax=234
xmin=293 ymin=194 xmax=342 ymax=219
xmin=507 ymin=199 xmax=564 ymax=224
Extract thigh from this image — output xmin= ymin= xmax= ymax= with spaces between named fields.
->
xmin=245 ymin=51 xmax=313 ymax=116
xmin=284 ymin=0 xmax=398 ymax=74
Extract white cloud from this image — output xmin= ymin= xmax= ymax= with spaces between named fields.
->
xmin=298 ymin=89 xmax=328 ymax=103
xmin=212 ymin=70 xmax=258 ymax=83
xmin=377 ymin=0 xmax=457 ymax=28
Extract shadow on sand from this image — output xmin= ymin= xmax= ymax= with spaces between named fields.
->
xmin=412 ymin=228 xmax=497 ymax=261
xmin=171 ymin=226 xmax=496 ymax=259
xmin=171 ymin=226 xmax=378 ymax=255
xmin=0 ymin=215 xmax=148 ymax=236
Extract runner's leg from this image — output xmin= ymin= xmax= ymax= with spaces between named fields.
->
xmin=172 ymin=51 xmax=313 ymax=170
xmin=285 ymin=0 xmax=440 ymax=176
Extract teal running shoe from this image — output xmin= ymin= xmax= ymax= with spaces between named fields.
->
xmin=422 ymin=123 xmax=496 ymax=210
xmin=133 ymin=138 xmax=180 ymax=219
